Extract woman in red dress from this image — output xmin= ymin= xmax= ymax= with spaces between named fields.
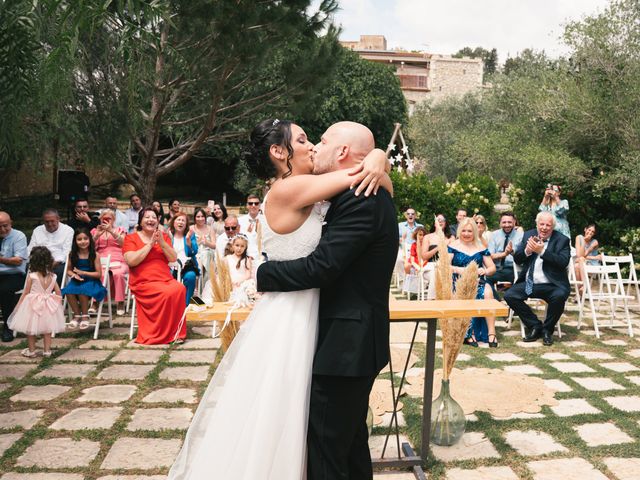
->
xmin=123 ymin=207 xmax=187 ymax=344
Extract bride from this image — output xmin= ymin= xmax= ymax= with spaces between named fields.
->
xmin=168 ymin=119 xmax=391 ymax=480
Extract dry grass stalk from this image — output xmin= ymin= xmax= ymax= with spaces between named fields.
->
xmin=209 ymin=259 xmax=225 ymax=303
xmin=209 ymin=257 xmax=237 ymax=351
xmin=216 ymin=255 xmax=232 ymax=301
xmin=434 ymin=230 xmax=453 ymax=301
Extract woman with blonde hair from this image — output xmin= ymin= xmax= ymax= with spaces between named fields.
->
xmin=448 ymin=217 xmax=498 ymax=347
xmin=473 ymin=214 xmax=491 ymax=247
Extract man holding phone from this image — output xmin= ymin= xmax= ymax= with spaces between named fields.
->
xmin=504 ymin=211 xmax=570 ymax=346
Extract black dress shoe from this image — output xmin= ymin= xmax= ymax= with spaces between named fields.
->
xmin=1 ymin=326 xmax=14 ymax=343
xmin=543 ymin=332 xmax=554 ymax=346
xmin=523 ymin=328 xmax=542 ymax=342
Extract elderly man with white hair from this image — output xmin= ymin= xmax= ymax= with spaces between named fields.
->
xmin=504 ymin=211 xmax=570 ymax=346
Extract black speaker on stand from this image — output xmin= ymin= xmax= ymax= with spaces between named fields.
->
xmin=56 ymin=169 xmax=90 ymax=221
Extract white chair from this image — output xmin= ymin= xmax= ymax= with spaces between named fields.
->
xmin=602 ymin=254 xmax=640 ymax=305
xmin=578 ymin=263 xmax=635 ymax=338
xmin=506 ymin=262 xmax=562 ymax=338
xmin=568 ymin=256 xmax=584 ymax=313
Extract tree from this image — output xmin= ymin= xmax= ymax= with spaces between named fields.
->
xmin=453 ymin=46 xmax=498 ymax=78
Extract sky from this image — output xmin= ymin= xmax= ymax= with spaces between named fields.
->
xmin=321 ymin=0 xmax=612 ymax=62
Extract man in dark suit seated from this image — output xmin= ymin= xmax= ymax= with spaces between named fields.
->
xmin=504 ymin=211 xmax=570 ymax=346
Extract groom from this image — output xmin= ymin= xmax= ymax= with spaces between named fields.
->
xmin=257 ymin=121 xmax=398 ymax=480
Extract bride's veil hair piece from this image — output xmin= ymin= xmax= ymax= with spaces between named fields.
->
xmin=246 ymin=118 xmax=294 ymax=180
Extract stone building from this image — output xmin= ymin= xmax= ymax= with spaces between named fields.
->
xmin=341 ymin=35 xmax=483 ymax=113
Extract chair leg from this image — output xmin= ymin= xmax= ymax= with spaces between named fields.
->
xmin=129 ymin=298 xmax=136 ymax=340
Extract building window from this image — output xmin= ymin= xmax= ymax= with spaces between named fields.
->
xmin=397 ymin=74 xmax=428 ymax=90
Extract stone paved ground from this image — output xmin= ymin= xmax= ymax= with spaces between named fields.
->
xmin=0 ymin=299 xmax=639 ymax=479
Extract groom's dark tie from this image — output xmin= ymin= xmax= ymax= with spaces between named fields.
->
xmin=498 ymin=231 xmax=510 ymax=269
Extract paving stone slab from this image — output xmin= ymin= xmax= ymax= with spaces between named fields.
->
xmin=11 ymin=385 xmax=71 ymax=402
xmin=600 ymin=362 xmax=639 ymax=372
xmin=446 ymin=466 xmax=518 ymax=480
xmin=191 ymin=325 xmax=215 ymax=336
xmin=503 ymin=364 xmax=543 ymax=375
xmin=51 ymin=407 xmax=123 ymax=430
xmin=574 ymin=422 xmax=633 ymax=447
xmin=2 ymin=474 xmax=84 ymax=480
xmin=431 ymin=432 xmax=500 ymax=462
xmin=627 ymin=376 xmax=640 ymax=386
xmin=78 ymin=339 xmax=126 ymax=349
xmin=57 ymin=348 xmax=112 ymax=363
xmin=373 ymin=474 xmax=416 ymax=480
xmin=379 ymin=410 xmax=406 ymax=427
xmin=501 ymin=330 xmax=522 ymax=337
xmin=604 ymin=395 xmax=640 ymax=412
xmin=603 ymin=457 xmax=640 ymax=480
xmin=563 ymin=341 xmax=587 ymax=348
xmin=126 ymin=407 xmax=193 ymax=431
xmin=159 ymin=366 xmax=209 ymax=382
xmin=17 ymin=438 xmax=100 ymax=468
xmin=575 ymin=351 xmax=614 ymax=360
xmin=487 ymin=353 xmax=522 ymax=362
xmin=0 ymin=364 xmax=35 ymax=380
xmin=176 ymin=338 xmax=221 ymax=349
xmin=515 ymin=341 xmax=543 ymax=348
xmin=504 ymin=430 xmax=567 ymax=456
xmin=0 ymin=383 xmax=9 ymax=392
xmin=142 ymin=388 xmax=197 ymax=404
xmin=494 ymin=412 xmax=545 ymax=420
xmin=168 ymin=350 xmax=217 ymax=364
xmin=0 ymin=349 xmax=40 ymax=363
xmin=111 ymin=349 xmax=163 ymax=364
xmin=0 ymin=433 xmax=22 ymax=457
xmin=571 ymin=377 xmax=625 ymax=391
xmin=527 ymin=458 xmax=608 ymax=480
xmin=602 ymin=339 xmax=627 ymax=346
xmin=35 ymin=337 xmax=76 ymax=349
xmin=456 ymin=353 xmax=471 ymax=361
xmin=97 ymin=477 xmax=166 ymax=480
xmin=97 ymin=364 xmax=154 ymax=380
xmin=0 ymin=338 xmax=24 ymax=347
xmin=541 ymin=352 xmax=571 ymax=361
xmin=550 ymin=398 xmax=601 ymax=417
xmin=101 ymin=437 xmax=182 ymax=469
xmin=76 ymin=384 xmax=137 ymax=403
xmin=0 ymin=409 xmax=45 ymax=429
xmin=369 ymin=434 xmax=412 ymax=458
xmin=543 ymin=379 xmax=572 ymax=392
xmin=126 ymin=340 xmax=170 ymax=349
xmin=99 ymin=327 xmax=131 ymax=335
xmin=626 ymin=349 xmax=640 ymax=358
xmin=35 ymin=363 xmax=96 ymax=379
xmin=549 ymin=362 xmax=595 ymax=373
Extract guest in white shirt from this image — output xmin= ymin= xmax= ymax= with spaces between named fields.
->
xmin=102 ymin=195 xmax=129 ymax=231
xmin=125 ymin=194 xmax=143 ymax=233
xmin=238 ymin=195 xmax=263 ymax=259
xmin=216 ymin=215 xmax=240 ymax=258
xmin=27 ymin=208 xmax=74 ymax=284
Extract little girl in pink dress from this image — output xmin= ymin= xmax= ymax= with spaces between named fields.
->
xmin=9 ymin=246 xmax=66 ymax=357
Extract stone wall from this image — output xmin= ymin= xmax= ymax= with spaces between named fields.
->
xmin=426 ymin=55 xmax=483 ymax=103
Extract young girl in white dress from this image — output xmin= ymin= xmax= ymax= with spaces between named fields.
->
xmin=169 ymin=119 xmax=391 ymax=480
xmin=9 ymin=246 xmax=66 ymax=357
xmin=225 ymin=234 xmax=252 ymax=290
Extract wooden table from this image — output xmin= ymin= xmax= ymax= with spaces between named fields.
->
xmin=186 ymin=298 xmax=509 ymax=479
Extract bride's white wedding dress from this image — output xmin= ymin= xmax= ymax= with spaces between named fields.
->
xmin=168 ymin=201 xmax=323 ymax=480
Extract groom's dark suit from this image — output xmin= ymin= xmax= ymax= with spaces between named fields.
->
xmin=257 ymin=188 xmax=398 ymax=480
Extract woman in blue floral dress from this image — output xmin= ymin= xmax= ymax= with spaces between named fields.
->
xmin=448 ymin=218 xmax=498 ymax=347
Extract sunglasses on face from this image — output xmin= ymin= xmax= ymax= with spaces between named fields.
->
xmin=247 ymin=202 xmax=260 ymax=206
xmin=225 ymin=226 xmax=238 ymax=231
xmin=475 ymin=221 xmax=484 ymax=224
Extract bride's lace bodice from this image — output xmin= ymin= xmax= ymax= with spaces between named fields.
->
xmin=261 ymin=201 xmax=325 ymax=261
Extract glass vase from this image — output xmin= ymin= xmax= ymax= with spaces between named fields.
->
xmin=430 ymin=379 xmax=465 ymax=446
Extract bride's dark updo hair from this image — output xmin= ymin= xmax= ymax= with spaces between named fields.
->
xmin=246 ymin=118 xmax=295 ymax=180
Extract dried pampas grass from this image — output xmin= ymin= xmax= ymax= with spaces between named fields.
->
xmin=434 ymin=233 xmax=479 ymax=380
xmin=209 ymin=257 xmax=237 ymax=351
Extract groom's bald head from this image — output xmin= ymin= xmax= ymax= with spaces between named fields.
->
xmin=312 ymin=122 xmax=375 ymax=174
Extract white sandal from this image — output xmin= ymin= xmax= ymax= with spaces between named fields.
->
xmin=21 ymin=348 xmax=38 ymax=358
xmin=68 ymin=315 xmax=80 ymax=329
xmin=79 ymin=315 xmax=90 ymax=330
xmin=42 ymin=350 xmax=52 ymax=358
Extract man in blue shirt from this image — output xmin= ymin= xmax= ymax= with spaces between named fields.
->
xmin=486 ymin=211 xmax=523 ymax=296
xmin=0 ymin=212 xmax=28 ymax=342
xmin=398 ymin=208 xmax=423 ymax=249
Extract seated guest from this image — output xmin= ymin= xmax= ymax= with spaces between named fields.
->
xmin=474 ymin=214 xmax=491 ymax=247
xmin=27 ymin=208 xmax=74 ymax=284
xmin=450 ymin=208 xmax=467 ymax=237
xmin=403 ymin=226 xmax=435 ymax=299
xmin=216 ymin=215 xmax=240 ymax=258
xmin=398 ymin=207 xmax=424 ymax=251
xmin=238 ymin=194 xmax=264 ymax=259
xmin=166 ymin=199 xmax=181 ymax=224
xmin=486 ymin=212 xmax=523 ymax=295
xmin=123 ymin=207 xmax=187 ymax=344
xmin=0 ymin=212 xmax=28 ymax=342
xmin=62 ymin=228 xmax=107 ymax=330
xmin=68 ymin=198 xmax=99 ymax=231
xmin=504 ymin=211 xmax=570 ymax=346
xmin=125 ymin=194 xmax=143 ymax=234
xmin=574 ymin=224 xmax=601 ymax=286
xmin=152 ymin=201 xmax=166 ymax=228
xmin=102 ymin=195 xmax=128 ymax=230
xmin=190 ymin=208 xmax=216 ymax=283
xmin=92 ymin=210 xmax=129 ymax=315
xmin=421 ymin=214 xmax=453 ymax=263
xmin=207 ymin=202 xmax=227 ymax=236
xmin=168 ymin=212 xmax=199 ymax=305
xmin=448 ymin=218 xmax=498 ymax=347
